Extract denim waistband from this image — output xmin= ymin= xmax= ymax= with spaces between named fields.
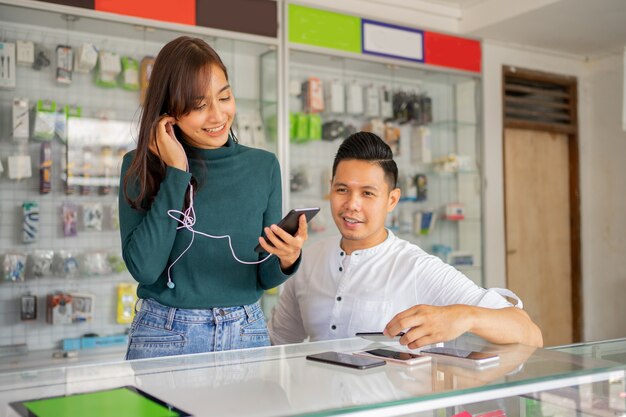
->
xmin=137 ymin=298 xmax=262 ymax=323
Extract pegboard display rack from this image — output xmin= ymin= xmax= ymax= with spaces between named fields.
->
xmin=0 ymin=1 xmax=279 ymax=352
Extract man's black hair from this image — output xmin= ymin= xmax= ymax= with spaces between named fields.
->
xmin=332 ymin=131 xmax=398 ymax=190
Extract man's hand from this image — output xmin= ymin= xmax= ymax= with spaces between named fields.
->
xmin=384 ymin=304 xmax=473 ymax=349
xmin=384 ymin=304 xmax=544 ymax=348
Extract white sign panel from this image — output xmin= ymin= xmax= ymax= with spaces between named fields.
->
xmin=362 ymin=20 xmax=424 ymax=63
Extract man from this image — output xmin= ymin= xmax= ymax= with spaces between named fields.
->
xmin=269 ymin=132 xmax=543 ymax=348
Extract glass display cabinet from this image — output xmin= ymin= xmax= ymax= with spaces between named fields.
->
xmin=285 ymin=47 xmax=484 ymax=285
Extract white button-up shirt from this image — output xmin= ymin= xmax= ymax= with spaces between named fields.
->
xmin=269 ymin=230 xmax=514 ymax=345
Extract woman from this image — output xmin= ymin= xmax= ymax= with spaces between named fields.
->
xmin=120 ymin=36 xmax=307 ymax=360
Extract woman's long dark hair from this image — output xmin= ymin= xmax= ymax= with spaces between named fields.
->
xmin=123 ymin=36 xmax=229 ymax=210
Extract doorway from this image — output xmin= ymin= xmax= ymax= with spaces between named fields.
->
xmin=502 ymin=67 xmax=581 ymax=346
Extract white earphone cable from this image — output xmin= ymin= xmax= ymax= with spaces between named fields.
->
xmin=163 ymin=133 xmax=272 ymax=289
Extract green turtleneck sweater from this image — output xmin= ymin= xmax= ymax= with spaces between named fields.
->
xmin=119 ymin=137 xmax=299 ymax=308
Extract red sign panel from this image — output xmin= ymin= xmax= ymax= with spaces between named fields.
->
xmin=424 ymin=31 xmax=481 ymax=73
xmin=95 ymin=0 xmax=195 ymax=26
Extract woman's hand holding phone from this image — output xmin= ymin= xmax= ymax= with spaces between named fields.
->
xmin=149 ymin=115 xmax=187 ymax=171
xmin=258 ymin=213 xmax=308 ymax=271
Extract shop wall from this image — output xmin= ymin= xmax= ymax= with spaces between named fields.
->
xmin=482 ymin=41 xmax=626 ymax=341
xmin=481 ymin=41 xmax=586 ymax=288
xmin=579 ymin=52 xmax=626 ymax=341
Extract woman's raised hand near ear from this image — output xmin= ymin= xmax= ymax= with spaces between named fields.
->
xmin=149 ymin=115 xmax=188 ymax=171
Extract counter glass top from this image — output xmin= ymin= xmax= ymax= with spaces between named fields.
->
xmin=0 ymin=336 xmax=624 ymax=417
xmin=550 ymin=338 xmax=626 ymax=364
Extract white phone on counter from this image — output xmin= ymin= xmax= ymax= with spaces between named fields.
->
xmin=353 ymin=348 xmax=431 ymax=366
xmin=419 ymin=347 xmax=499 ymax=368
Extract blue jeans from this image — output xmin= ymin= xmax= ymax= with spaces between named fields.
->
xmin=125 ymin=298 xmax=270 ymax=360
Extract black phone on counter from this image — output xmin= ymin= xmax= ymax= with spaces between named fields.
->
xmin=254 ymin=207 xmax=320 ymax=252
xmin=306 ymin=351 xmax=386 ymax=370
xmin=420 ymin=347 xmax=500 ymax=367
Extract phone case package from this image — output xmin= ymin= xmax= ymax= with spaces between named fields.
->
xmin=55 ymin=45 xmax=73 ymax=84
xmin=82 ymin=251 xmax=110 ymax=276
xmin=445 ymin=203 xmax=465 ymax=220
xmin=47 ymin=293 xmax=73 ymax=324
xmin=364 ymin=86 xmax=380 ymax=117
xmin=303 ymin=77 xmax=324 ymax=113
xmin=108 ymin=252 xmax=127 ymax=273
xmin=7 ymin=155 xmax=32 ymax=180
xmin=31 ymin=250 xmax=54 ymax=278
xmin=83 ymin=202 xmax=104 ymax=231
xmin=62 ymin=202 xmax=78 ymax=237
xmin=411 ymin=126 xmax=432 ymax=164
xmin=3 ymin=253 xmax=27 ymax=282
xmin=380 ymin=87 xmax=393 ymax=119
xmin=54 ymin=250 xmax=80 ymax=278
xmin=236 ymin=113 xmax=253 ymax=146
xmin=40 ymin=142 xmax=52 ymax=194
xmin=326 ymin=80 xmax=345 ymax=114
xmin=73 ymin=42 xmax=98 ymax=73
xmin=415 ymin=174 xmax=428 ymax=202
xmin=250 ymin=112 xmax=267 ymax=148
xmin=120 ymin=56 xmax=139 ymax=90
xmin=110 ymin=200 xmax=120 ymax=229
xmin=16 ymin=40 xmax=35 ymax=66
xmin=294 ymin=113 xmax=309 ymax=142
xmin=33 ymin=99 xmax=57 ymax=141
xmin=22 ymin=201 xmax=39 ymax=243
xmin=96 ymin=50 xmax=121 ymax=88
xmin=308 ymin=113 xmax=322 ymax=140
xmin=346 ymin=83 xmax=364 ymax=115
xmin=12 ymin=97 xmax=29 ymax=139
xmin=21 ymin=294 xmax=37 ymax=321
xmin=71 ymin=293 xmax=95 ymax=322
xmin=139 ymin=56 xmax=155 ymax=104
xmin=116 ymin=283 xmax=137 ymax=324
xmin=0 ymin=42 xmax=16 ymax=89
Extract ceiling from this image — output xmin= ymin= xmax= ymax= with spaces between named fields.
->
xmin=380 ymin=0 xmax=626 ymax=58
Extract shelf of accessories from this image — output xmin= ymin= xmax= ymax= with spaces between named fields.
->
xmin=286 ymin=55 xmax=483 ymax=282
xmin=0 ymin=0 xmax=283 ymax=352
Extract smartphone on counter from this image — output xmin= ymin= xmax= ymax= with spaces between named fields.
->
xmin=355 ymin=331 xmax=405 ymax=342
xmin=354 ymin=348 xmax=431 ymax=366
xmin=306 ymin=351 xmax=386 ymax=370
xmin=420 ymin=347 xmax=499 ymax=367
xmin=255 ymin=207 xmax=320 ymax=252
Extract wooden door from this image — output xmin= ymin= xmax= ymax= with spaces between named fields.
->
xmin=504 ymin=128 xmax=573 ymax=346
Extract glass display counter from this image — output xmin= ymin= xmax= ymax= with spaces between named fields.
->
xmin=552 ymin=338 xmax=626 ymax=365
xmin=0 ymin=335 xmax=623 ymax=417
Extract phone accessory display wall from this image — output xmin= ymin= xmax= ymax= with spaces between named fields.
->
xmin=0 ymin=1 xmax=280 ymax=353
xmin=0 ymin=14 xmax=154 ymax=352
xmin=288 ymin=50 xmax=483 ymax=285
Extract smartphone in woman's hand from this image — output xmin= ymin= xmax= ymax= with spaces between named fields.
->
xmin=254 ymin=207 xmax=320 ymax=252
